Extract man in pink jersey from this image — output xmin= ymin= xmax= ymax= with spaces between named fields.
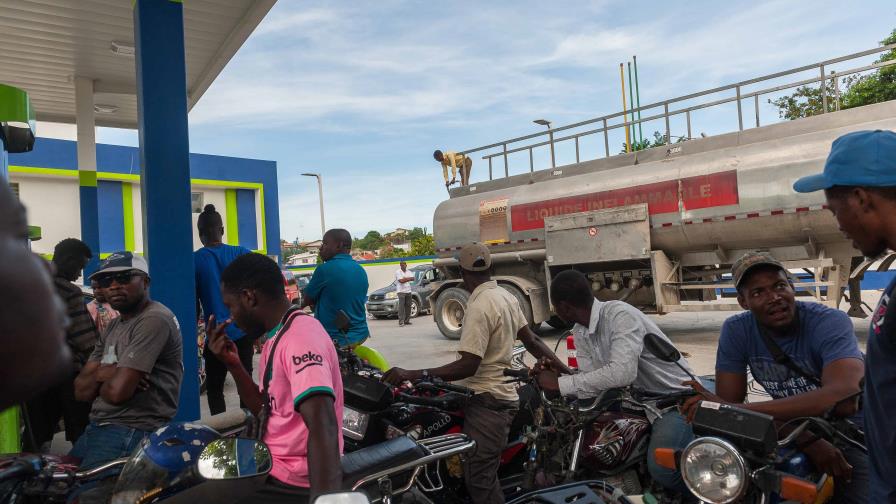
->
xmin=207 ymin=253 xmax=343 ymax=503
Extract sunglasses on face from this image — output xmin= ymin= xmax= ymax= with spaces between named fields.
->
xmin=95 ymin=272 xmax=143 ymax=288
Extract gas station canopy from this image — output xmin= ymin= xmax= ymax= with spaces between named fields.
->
xmin=0 ymin=0 xmax=276 ymax=129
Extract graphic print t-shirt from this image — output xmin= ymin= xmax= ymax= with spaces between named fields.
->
xmin=865 ymin=276 xmax=896 ymax=502
xmin=258 ymin=313 xmax=344 ymax=488
xmin=716 ymin=301 xmax=863 ymax=417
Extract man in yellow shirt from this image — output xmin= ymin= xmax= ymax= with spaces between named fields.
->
xmin=434 ymin=149 xmax=472 ymax=187
xmin=383 ymin=243 xmax=568 ymax=503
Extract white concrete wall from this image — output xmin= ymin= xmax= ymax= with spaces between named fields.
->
xmin=12 ymin=174 xmax=239 ymax=255
xmin=16 ymin=175 xmax=80 ymax=255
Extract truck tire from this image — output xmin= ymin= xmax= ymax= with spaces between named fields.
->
xmin=434 ymin=287 xmax=469 ymax=340
xmin=501 ymin=284 xmax=539 ymax=332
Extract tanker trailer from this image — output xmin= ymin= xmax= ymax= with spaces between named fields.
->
xmin=428 ymin=46 xmax=896 ymax=340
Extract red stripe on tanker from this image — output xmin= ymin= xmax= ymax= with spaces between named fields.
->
xmin=509 ymin=170 xmax=739 ymax=232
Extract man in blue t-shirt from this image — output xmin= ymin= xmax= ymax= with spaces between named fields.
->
xmin=682 ymin=251 xmax=867 ymax=503
xmin=301 ymin=228 xmax=369 ymax=347
xmin=793 ymin=129 xmax=896 ymax=502
xmin=194 ymin=204 xmax=252 ymax=415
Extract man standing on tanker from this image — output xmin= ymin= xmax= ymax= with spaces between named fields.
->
xmin=383 ymin=242 xmax=570 ymax=504
xmin=434 ymin=149 xmax=472 ymax=188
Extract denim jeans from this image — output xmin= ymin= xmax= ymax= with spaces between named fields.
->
xmin=646 ymin=410 xmax=694 ymax=493
xmin=69 ymin=422 xmax=151 ymax=469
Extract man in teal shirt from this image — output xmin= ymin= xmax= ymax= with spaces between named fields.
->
xmin=302 ymin=229 xmax=370 ymax=347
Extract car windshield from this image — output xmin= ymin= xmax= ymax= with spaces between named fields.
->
xmin=296 ymin=276 xmax=311 ymax=288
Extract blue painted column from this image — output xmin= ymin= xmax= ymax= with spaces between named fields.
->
xmin=0 ymin=135 xmax=7 ymax=182
xmin=134 ymin=0 xmax=199 ymax=421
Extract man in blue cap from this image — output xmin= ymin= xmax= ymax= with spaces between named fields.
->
xmin=794 ymin=129 xmax=896 ymax=502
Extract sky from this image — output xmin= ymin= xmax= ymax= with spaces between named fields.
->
xmin=96 ymin=0 xmax=896 ymax=243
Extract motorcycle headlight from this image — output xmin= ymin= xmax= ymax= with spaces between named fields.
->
xmin=385 ymin=292 xmax=398 ymax=300
xmin=342 ymin=407 xmax=370 ymax=441
xmin=681 ymin=437 xmax=747 ymax=503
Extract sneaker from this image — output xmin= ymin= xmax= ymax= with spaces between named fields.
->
xmin=405 ymin=321 xmax=412 ymax=325
xmin=399 ymin=322 xmax=404 ymax=327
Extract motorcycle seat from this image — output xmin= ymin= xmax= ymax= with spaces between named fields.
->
xmin=341 ymin=436 xmax=428 ymax=487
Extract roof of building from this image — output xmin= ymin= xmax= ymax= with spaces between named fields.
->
xmin=0 ymin=0 xmax=276 ymax=128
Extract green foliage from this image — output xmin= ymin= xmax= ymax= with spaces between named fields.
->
xmin=770 ymin=29 xmax=896 ymax=120
xmin=620 ymin=131 xmax=686 ymax=154
xmin=410 ymin=235 xmax=435 ymax=256
xmin=407 ymin=227 xmax=427 ymax=242
xmin=353 ymin=230 xmax=385 ymax=251
xmin=378 ymin=245 xmax=408 ymax=259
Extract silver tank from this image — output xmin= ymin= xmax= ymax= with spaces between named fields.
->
xmin=434 ymin=101 xmax=896 ymax=259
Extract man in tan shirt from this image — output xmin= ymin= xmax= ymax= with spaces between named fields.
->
xmin=383 ymin=242 xmax=568 ymax=503
xmin=434 ymin=149 xmax=472 ymax=188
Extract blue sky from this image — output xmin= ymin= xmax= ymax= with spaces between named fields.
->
xmin=98 ymin=0 xmax=896 ymax=242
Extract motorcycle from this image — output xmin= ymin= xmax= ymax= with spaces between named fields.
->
xmin=0 ymin=409 xmax=255 ymax=503
xmin=341 ymin=345 xmax=531 ymax=502
xmin=123 ymin=433 xmax=476 ymax=504
xmin=645 ymin=332 xmax=866 ymax=504
xmin=501 ymin=367 xmax=694 ymax=498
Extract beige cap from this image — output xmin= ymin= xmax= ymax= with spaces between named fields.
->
xmin=731 ymin=251 xmax=785 ymax=288
xmin=456 ymin=242 xmax=491 ymax=271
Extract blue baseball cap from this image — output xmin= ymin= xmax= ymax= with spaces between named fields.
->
xmin=793 ymin=129 xmax=896 ymax=193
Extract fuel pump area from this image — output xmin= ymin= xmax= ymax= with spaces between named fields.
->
xmin=0 ymin=0 xmax=278 ymax=428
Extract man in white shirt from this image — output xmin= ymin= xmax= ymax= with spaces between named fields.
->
xmin=535 ymin=269 xmax=696 ymax=493
xmin=395 ymin=261 xmax=415 ymax=326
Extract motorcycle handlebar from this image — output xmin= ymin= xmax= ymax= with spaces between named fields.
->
xmin=0 ymin=457 xmax=40 ymax=483
xmin=502 ymin=368 xmax=530 ymax=380
xmin=415 ymin=380 xmax=473 ymax=396
xmin=398 ymin=392 xmax=464 ymax=410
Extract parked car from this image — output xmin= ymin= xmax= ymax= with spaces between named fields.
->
xmin=366 ymin=264 xmax=442 ymax=319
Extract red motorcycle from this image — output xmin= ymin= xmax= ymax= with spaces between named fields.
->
xmin=342 ymin=368 xmax=531 ymax=502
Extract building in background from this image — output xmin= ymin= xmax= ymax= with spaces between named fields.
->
xmin=9 ymin=137 xmax=280 ymax=260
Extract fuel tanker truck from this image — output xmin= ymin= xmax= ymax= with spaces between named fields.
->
xmin=428 ymin=45 xmax=896 ymax=339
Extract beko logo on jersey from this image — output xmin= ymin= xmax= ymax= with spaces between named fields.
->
xmin=292 ymin=352 xmax=324 ymax=373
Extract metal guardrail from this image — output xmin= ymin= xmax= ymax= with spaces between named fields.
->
xmin=460 ymin=44 xmax=896 ymax=181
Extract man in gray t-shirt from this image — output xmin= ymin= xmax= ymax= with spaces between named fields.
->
xmin=72 ymin=252 xmax=183 ymax=470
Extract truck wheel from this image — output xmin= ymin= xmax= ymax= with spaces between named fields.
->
xmin=546 ymin=316 xmax=573 ymax=330
xmin=501 ymin=284 xmax=539 ymax=332
xmin=435 ymin=287 xmax=469 ymax=340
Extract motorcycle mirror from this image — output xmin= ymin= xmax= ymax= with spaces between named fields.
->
xmin=334 ymin=310 xmax=351 ymax=333
xmin=644 ymin=333 xmax=700 ymax=383
xmin=644 ymin=333 xmax=681 ymax=363
xmin=313 ymin=492 xmax=371 ymax=504
xmin=197 ymin=438 xmax=273 ymax=480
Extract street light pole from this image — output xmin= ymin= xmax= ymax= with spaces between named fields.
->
xmin=301 ymin=172 xmax=325 ymax=238
xmin=533 ymin=119 xmax=555 ymax=168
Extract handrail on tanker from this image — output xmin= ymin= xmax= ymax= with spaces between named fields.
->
xmin=459 ymin=44 xmax=896 ymax=181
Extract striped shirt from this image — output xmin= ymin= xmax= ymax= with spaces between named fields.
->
xmin=54 ymin=276 xmax=98 ymax=368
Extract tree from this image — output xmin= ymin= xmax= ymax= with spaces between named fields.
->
xmin=410 ymin=235 xmax=435 ymax=256
xmin=354 ymin=230 xmax=385 ymax=251
xmin=407 ymin=227 xmax=427 ymax=242
xmin=770 ymin=29 xmax=896 ymax=120
xmin=378 ymin=244 xmax=407 ymax=259
xmin=620 ymin=131 xmax=686 ymax=154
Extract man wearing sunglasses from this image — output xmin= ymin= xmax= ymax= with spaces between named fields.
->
xmin=72 ymin=252 xmax=184 ymax=472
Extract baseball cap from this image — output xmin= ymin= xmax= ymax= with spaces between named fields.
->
xmin=731 ymin=251 xmax=785 ymax=289
xmin=793 ymin=130 xmax=896 ymax=193
xmin=89 ymin=251 xmax=150 ymax=279
xmin=456 ymin=242 xmax=491 ymax=271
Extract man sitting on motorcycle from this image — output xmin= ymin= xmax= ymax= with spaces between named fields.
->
xmin=681 ymin=251 xmax=868 ymax=503
xmin=533 ymin=269 xmax=697 ymax=493
xmin=383 ymin=242 xmax=569 ymax=504
xmin=208 ymin=253 xmax=343 ymax=503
